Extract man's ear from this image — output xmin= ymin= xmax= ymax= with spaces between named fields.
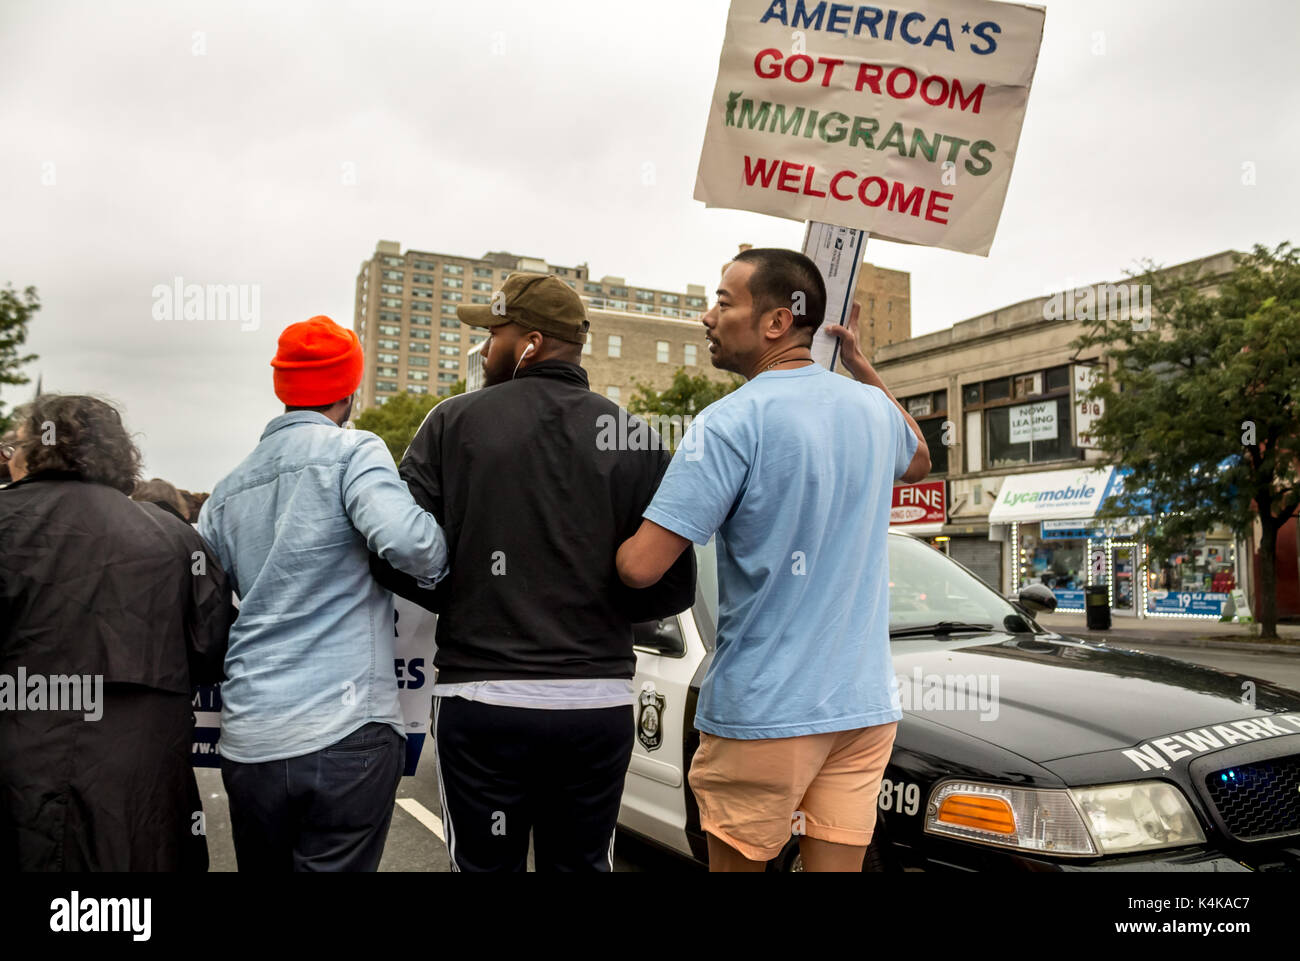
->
xmin=763 ymin=306 xmax=795 ymax=341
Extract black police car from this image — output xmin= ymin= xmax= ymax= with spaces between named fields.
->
xmin=617 ymin=531 xmax=1300 ymax=871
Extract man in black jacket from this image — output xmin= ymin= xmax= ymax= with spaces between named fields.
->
xmin=373 ymin=272 xmax=695 ymax=871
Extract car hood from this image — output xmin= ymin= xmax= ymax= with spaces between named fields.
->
xmin=888 ymin=631 xmax=1300 ymax=764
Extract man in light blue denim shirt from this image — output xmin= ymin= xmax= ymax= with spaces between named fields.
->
xmin=198 ymin=315 xmax=448 ymax=871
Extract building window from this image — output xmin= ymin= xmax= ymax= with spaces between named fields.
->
xmin=442 ymin=291 xmax=462 ymax=302
xmin=439 ymin=331 xmax=460 ymax=342
xmin=608 ymin=300 xmax=628 ymax=311
xmin=635 ymin=290 xmax=655 ymax=303
xmin=379 ymin=311 xmax=400 ymax=322
xmin=412 ymin=261 xmax=436 ymax=271
xmin=410 ymin=301 xmax=431 ymax=313
xmin=444 ymin=278 xmax=463 ymax=289
xmin=471 ymin=281 xmax=492 ymax=292
xmin=380 ymin=283 xmax=403 ymax=295
xmin=583 ymin=333 xmax=592 ymax=356
xmin=409 ymin=356 xmax=429 ymax=367
xmin=409 ymin=371 xmax=429 ymax=382
xmin=608 ymin=335 xmax=621 ymax=358
xmin=378 ymin=324 xmax=401 ymax=336
xmin=377 ymin=380 xmax=398 ymax=392
xmin=608 ymin=286 xmax=628 ymax=297
xmin=684 ymin=343 xmax=697 ymax=366
xmin=376 ymin=366 xmax=398 ymax=378
xmin=656 ymin=341 xmax=669 ymax=363
xmin=473 ymin=267 xmax=493 ymax=278
xmin=439 ymin=359 xmax=459 ymax=371
xmin=377 ymin=352 xmax=399 ymax=364
xmin=377 ymin=338 xmax=399 ymax=350
xmin=441 ymin=305 xmax=458 ymax=316
xmin=964 ymin=370 xmax=1079 ymax=470
xmin=410 ymin=329 xmax=431 ymax=340
xmin=439 ymin=346 xmax=459 ymax=356
xmin=441 ymin=318 xmax=460 ymax=329
xmin=409 ymin=341 xmax=430 ymax=352
xmin=607 ymin=386 xmax=621 ymax=404
xmin=469 ymin=334 xmax=485 ymax=345
xmin=382 ymin=257 xmax=403 ymax=267
xmin=444 ymin=264 xmax=464 ymax=275
xmin=411 ymin=274 xmax=435 ymax=285
xmin=382 ymin=270 xmax=404 ymax=280
xmin=685 ymin=296 xmax=706 ymax=309
xmin=471 ymin=295 xmax=489 ymax=304
xmin=410 ymin=315 xmax=430 ymax=326
xmin=409 ymin=385 xmax=427 ymax=394
xmin=661 ymin=293 xmax=679 ymax=306
xmin=438 ymin=372 xmax=458 ymax=382
xmin=380 ymin=297 xmax=401 ymax=309
xmin=584 ymin=282 xmax=603 ymax=294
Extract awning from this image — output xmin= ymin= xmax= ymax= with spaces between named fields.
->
xmin=986 ymin=466 xmax=1116 ymax=524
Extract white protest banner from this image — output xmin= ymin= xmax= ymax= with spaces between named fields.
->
xmin=695 ymin=0 xmax=1045 ymax=256
xmin=191 ymin=598 xmax=437 ymax=776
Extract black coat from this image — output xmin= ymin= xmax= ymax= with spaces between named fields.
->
xmin=0 ymin=471 xmax=235 ymax=871
xmin=371 ymin=361 xmax=696 ymax=683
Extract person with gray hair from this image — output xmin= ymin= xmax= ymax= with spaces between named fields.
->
xmin=0 ymin=393 xmax=235 ymax=870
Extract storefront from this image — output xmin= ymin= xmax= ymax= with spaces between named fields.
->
xmin=986 ymin=466 xmax=1245 ymax=620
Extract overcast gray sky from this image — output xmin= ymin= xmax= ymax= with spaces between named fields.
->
xmin=3 ymin=0 xmax=1297 ymax=491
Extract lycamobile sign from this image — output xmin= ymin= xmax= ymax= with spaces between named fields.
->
xmin=1001 ymin=480 xmax=1095 ymax=508
xmin=987 ymin=468 xmax=1116 ymax=523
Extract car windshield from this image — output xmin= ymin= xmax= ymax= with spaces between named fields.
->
xmin=693 ymin=532 xmax=1030 ymax=640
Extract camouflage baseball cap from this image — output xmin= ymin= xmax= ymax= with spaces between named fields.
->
xmin=457 ymin=272 xmax=590 ymax=345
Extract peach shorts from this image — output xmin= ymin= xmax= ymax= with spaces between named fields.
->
xmin=687 ymin=722 xmax=898 ymax=862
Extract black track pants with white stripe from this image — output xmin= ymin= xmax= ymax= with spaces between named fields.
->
xmin=433 ymin=696 xmax=634 ymax=872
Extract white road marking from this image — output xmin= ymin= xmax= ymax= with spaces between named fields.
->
xmin=396 ymin=797 xmax=445 ymax=841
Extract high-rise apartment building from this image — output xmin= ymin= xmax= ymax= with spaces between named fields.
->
xmin=353 ymin=240 xmax=911 ymax=411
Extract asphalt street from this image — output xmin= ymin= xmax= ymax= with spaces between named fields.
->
xmin=198 ymin=643 xmax=1299 ymax=873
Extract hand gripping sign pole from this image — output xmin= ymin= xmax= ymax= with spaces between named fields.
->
xmin=803 ymin=221 xmax=868 ymax=372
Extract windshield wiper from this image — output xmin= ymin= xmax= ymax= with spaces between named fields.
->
xmin=889 ymin=622 xmax=996 ymax=639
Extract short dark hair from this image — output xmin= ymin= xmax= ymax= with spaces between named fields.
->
xmin=17 ymin=394 xmax=142 ymax=495
xmin=733 ymin=248 xmax=827 ymax=344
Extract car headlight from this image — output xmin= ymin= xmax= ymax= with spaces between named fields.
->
xmin=1070 ymin=782 xmax=1205 ymax=855
xmin=925 ymin=781 xmax=1098 ymax=854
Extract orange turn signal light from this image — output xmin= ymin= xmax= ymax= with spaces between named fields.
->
xmin=936 ymin=793 xmax=1017 ymax=834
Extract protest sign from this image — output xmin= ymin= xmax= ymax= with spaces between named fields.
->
xmin=191 ymin=597 xmax=437 ymax=776
xmin=696 ymin=0 xmax=1046 ymax=256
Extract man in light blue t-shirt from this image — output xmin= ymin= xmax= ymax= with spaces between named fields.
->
xmin=616 ymin=248 xmax=929 ymax=873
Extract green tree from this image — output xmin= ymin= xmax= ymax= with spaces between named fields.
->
xmin=355 ymin=381 xmax=464 ymax=462
xmin=1072 ymin=242 xmax=1300 ymax=637
xmin=629 ymin=368 xmax=741 ymax=419
xmin=0 ymin=285 xmax=40 ymax=433
xmin=628 ymin=368 xmax=742 ymax=453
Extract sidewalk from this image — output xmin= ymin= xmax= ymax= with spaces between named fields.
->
xmin=1035 ymin=612 xmax=1300 ymax=654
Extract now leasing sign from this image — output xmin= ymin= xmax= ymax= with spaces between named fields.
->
xmin=695 ymin=0 xmax=1046 ymax=255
